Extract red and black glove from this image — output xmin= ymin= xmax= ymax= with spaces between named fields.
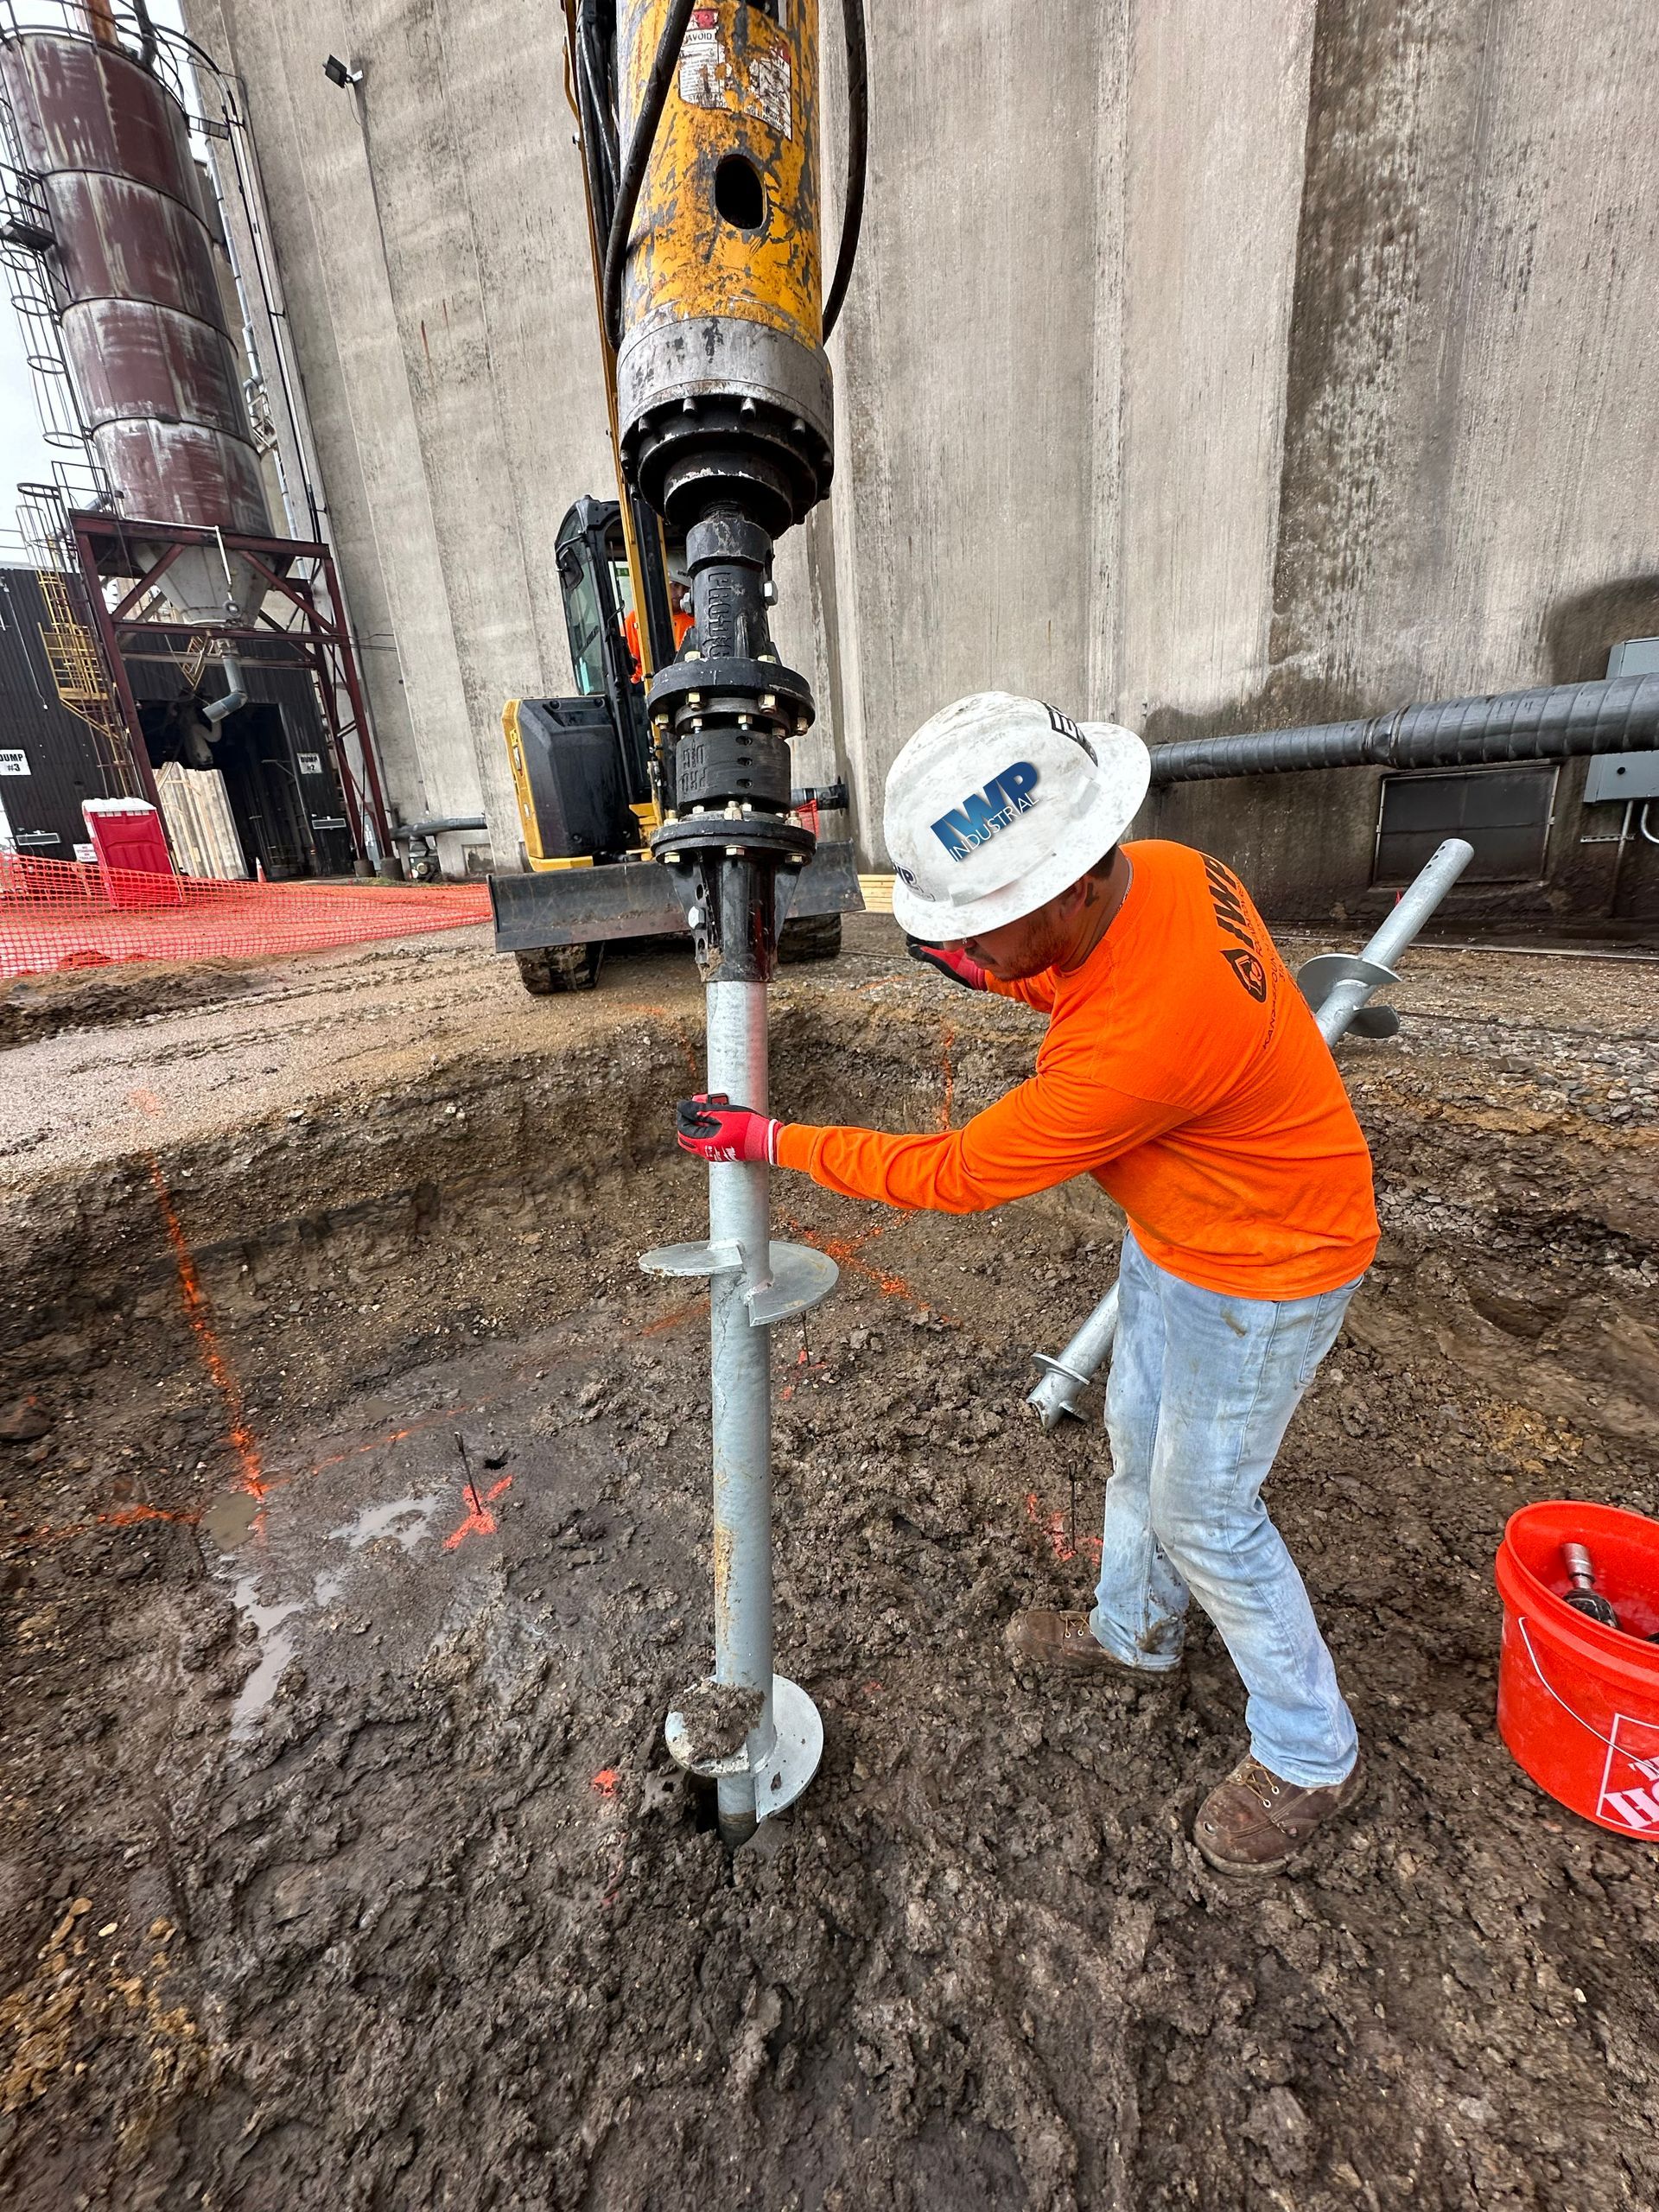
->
xmin=906 ymin=937 xmax=987 ymax=991
xmin=675 ymin=1092 xmax=782 ymax=1165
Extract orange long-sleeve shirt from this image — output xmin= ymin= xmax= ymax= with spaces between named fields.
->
xmin=775 ymin=840 xmax=1378 ymax=1298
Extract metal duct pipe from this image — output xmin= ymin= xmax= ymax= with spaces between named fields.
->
xmin=398 ymin=815 xmax=488 ymax=838
xmin=702 ymin=978 xmax=777 ymax=1843
xmin=1026 ymin=1282 xmax=1121 ymax=1435
xmin=1147 ymin=672 xmax=1659 ymax=786
xmin=202 ymin=649 xmax=245 ymax=725
xmin=1025 ymin=838 xmax=1476 ymax=1432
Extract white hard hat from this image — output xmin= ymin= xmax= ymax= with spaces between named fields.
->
xmin=885 ymin=692 xmax=1150 ymax=939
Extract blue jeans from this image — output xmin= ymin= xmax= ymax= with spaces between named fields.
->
xmin=1089 ymin=1232 xmax=1360 ymax=1789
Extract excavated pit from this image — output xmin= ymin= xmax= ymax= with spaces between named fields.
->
xmin=1 ymin=924 xmax=1656 ymax=2210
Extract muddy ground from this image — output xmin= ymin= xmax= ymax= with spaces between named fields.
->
xmin=1 ymin=916 xmax=1656 ymax=2210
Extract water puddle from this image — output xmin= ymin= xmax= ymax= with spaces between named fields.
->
xmin=229 ymin=1579 xmax=304 ymax=1738
xmin=327 ymin=1493 xmax=444 ymax=1553
xmin=216 ymin=1491 xmax=446 ymax=1738
xmin=200 ymin=1488 xmax=263 ymax=1548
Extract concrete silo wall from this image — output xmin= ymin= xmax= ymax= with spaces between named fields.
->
xmin=182 ymin=0 xmax=1659 ymax=917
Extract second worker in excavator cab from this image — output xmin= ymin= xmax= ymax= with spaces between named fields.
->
xmin=675 ymin=691 xmax=1380 ymax=1875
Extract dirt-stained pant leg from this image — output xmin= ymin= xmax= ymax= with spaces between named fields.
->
xmin=1090 ymin=1233 xmax=1362 ymax=1789
xmin=1090 ymin=1241 xmax=1191 ymax=1669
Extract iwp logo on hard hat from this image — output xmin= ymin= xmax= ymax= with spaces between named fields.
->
xmin=930 ymin=761 xmax=1039 ymax=862
xmin=885 ymin=691 xmax=1151 ymax=940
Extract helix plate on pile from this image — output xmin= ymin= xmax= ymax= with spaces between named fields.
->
xmin=1294 ymin=950 xmax=1402 ymax=1039
xmin=664 ymin=1674 xmax=823 ymax=1820
xmin=639 ymin=1238 xmax=839 ymax=1325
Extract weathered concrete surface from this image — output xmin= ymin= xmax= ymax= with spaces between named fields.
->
xmin=184 ymin=0 xmax=1659 ymax=921
xmin=1142 ymin=0 xmax=1659 ymax=921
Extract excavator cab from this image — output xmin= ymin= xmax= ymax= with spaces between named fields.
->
xmin=495 ymin=494 xmax=859 ymax=995
xmin=553 ymin=494 xmax=655 ymax=810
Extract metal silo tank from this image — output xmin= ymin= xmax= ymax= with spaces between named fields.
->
xmin=0 ymin=22 xmax=269 ymax=624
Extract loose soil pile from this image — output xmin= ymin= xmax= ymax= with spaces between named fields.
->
xmin=1 ymin=922 xmax=1656 ymax=2209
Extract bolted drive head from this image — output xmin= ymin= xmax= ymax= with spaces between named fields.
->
xmin=885 ymin=693 xmax=1150 ymax=941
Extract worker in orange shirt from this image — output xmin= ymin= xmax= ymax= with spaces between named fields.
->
xmin=676 ymin=692 xmax=1379 ymax=1874
xmin=623 ymin=576 xmax=695 ymax=680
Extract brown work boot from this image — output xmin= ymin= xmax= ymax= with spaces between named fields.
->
xmin=1003 ymin=1608 xmax=1172 ymax=1681
xmin=1194 ymin=1753 xmax=1364 ymax=1875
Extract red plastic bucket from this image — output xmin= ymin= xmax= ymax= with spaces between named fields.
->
xmin=1494 ymin=1500 xmax=1659 ymax=1839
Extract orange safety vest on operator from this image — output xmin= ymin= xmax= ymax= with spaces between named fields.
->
xmin=623 ymin=606 xmax=694 ymax=678
xmin=775 ymin=840 xmax=1379 ymax=1300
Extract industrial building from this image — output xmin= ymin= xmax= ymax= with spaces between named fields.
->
xmin=0 ymin=3 xmax=1650 ymax=917
xmin=0 ymin=5 xmax=388 ymax=881
xmin=162 ymin=0 xmax=1659 ymax=925
xmin=2 ymin=7 xmax=1657 ymax=2209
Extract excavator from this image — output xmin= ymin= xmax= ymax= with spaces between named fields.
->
xmin=489 ymin=0 xmax=866 ymax=995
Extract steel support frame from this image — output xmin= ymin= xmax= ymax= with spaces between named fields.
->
xmin=69 ymin=523 xmax=164 ymax=815
xmin=67 ymin=512 xmax=393 ymax=859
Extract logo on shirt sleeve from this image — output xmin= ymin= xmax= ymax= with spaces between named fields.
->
xmin=1223 ymin=944 xmax=1268 ymax=1001
xmin=1204 ymin=856 xmax=1269 ymax=1002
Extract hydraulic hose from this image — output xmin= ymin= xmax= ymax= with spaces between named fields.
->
xmin=1147 ymin=673 xmax=1659 ymax=785
xmin=602 ymin=0 xmax=696 ymax=353
xmin=575 ymin=3 xmax=618 ymax=220
xmin=821 ymin=0 xmax=868 ymax=340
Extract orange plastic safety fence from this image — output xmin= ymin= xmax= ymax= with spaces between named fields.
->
xmin=0 ymin=851 xmax=493 ymax=980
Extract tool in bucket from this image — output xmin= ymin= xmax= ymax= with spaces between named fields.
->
xmin=1560 ymin=1541 xmax=1621 ymax=1629
xmin=1493 ymin=1501 xmax=1659 ymax=1838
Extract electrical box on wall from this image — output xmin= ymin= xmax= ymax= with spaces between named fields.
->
xmin=1584 ymin=639 xmax=1659 ymax=803
xmin=1584 ymin=753 xmax=1659 ymax=804
xmin=1605 ymin=638 xmax=1659 ymax=678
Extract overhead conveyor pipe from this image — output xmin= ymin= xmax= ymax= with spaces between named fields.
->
xmin=1025 ymin=838 xmax=1476 ymax=1433
xmin=1147 ymin=673 xmax=1659 ymax=786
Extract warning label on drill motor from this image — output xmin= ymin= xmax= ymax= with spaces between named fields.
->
xmin=679 ymin=8 xmax=792 ymax=139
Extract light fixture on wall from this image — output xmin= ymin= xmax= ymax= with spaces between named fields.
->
xmin=322 ymin=56 xmax=363 ymax=89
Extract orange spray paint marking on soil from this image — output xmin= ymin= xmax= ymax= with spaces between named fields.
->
xmin=637 ymin=1294 xmax=709 ymax=1340
xmin=782 ymin=1215 xmax=957 ymax=1324
xmin=590 ymin=1768 xmax=620 ymax=1799
xmin=1023 ymin=1490 xmax=1101 ymax=1566
xmin=1026 ymin=1495 xmax=1106 ymax=1566
xmin=442 ymin=1473 xmax=513 ymax=1551
xmin=783 ymin=1217 xmax=912 ymax=1301
xmin=299 ymin=1400 xmax=491 ymax=1485
xmin=144 ymin=1155 xmax=268 ymax=1502
xmin=12 ymin=1500 xmax=202 ymax=1551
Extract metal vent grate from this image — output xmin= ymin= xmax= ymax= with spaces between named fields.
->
xmin=1373 ymin=766 xmax=1557 ymax=885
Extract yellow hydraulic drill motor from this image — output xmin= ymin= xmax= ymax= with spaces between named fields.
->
xmin=613 ymin=0 xmax=832 ymax=542
xmin=601 ymin=0 xmax=865 ymax=982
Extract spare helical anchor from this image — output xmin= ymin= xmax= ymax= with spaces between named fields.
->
xmin=1026 ymin=838 xmax=1476 ymax=1430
